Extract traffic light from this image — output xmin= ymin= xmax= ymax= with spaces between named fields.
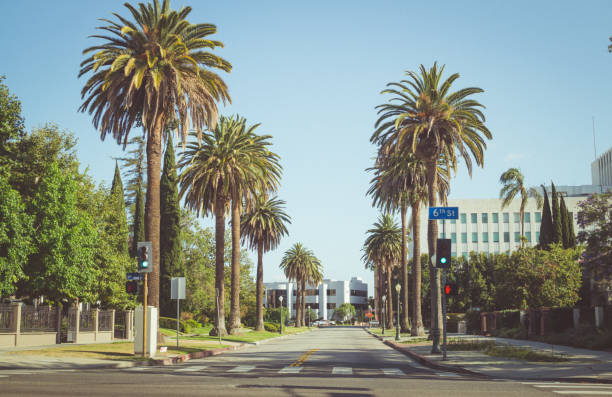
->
xmin=436 ymin=238 xmax=451 ymax=268
xmin=126 ymin=280 xmax=138 ymax=295
xmin=443 ymin=282 xmax=457 ymax=296
xmin=137 ymin=242 xmax=153 ymax=273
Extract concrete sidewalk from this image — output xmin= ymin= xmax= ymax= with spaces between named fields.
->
xmin=367 ymin=329 xmax=612 ymax=382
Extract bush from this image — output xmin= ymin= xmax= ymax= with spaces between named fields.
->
xmin=159 ymin=316 xmax=192 ymax=333
xmin=492 ymin=326 xmax=527 ymax=339
xmin=465 ymin=310 xmax=481 ymax=334
xmin=546 ymin=308 xmax=573 ymax=333
xmin=185 ymin=319 xmax=201 ymax=329
xmin=496 ymin=310 xmax=520 ymax=329
xmin=538 ymin=324 xmax=612 ymax=350
xmin=579 ymin=307 xmax=595 ymax=326
xmin=264 ymin=322 xmax=279 ymax=332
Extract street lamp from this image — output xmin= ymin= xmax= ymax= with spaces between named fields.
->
xmin=381 ymin=295 xmax=386 ymax=335
xmin=279 ymin=295 xmax=284 ymax=335
xmin=368 ymin=305 xmax=372 ymax=328
xmin=395 ymin=284 xmax=401 ymax=341
xmin=307 ymin=304 xmax=311 ymax=329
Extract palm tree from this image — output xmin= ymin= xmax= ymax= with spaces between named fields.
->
xmin=362 ymin=214 xmax=402 ymax=329
xmin=302 ymin=252 xmax=323 ymax=326
xmin=79 ymin=0 xmax=231 ymax=309
xmin=372 ymin=63 xmax=492 ymax=352
xmin=179 ymin=116 xmax=281 ymax=335
xmin=280 ymin=243 xmax=320 ymax=327
xmin=499 ymin=168 xmax=542 ymax=247
xmin=241 ymin=196 xmax=291 ymax=331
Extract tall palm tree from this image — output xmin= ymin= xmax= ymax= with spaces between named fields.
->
xmin=362 ymin=214 xmax=402 ymax=329
xmin=280 ymin=243 xmax=318 ymax=327
xmin=241 ymin=196 xmax=291 ymax=331
xmin=367 ymin=151 xmax=450 ymax=334
xmin=499 ymin=168 xmax=543 ymax=247
xmin=179 ymin=116 xmax=281 ymax=335
xmin=301 ymin=252 xmax=323 ymax=326
xmin=372 ymin=63 xmax=492 ymax=352
xmin=79 ymin=0 xmax=231 ymax=308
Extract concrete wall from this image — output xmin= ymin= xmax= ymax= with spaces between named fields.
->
xmin=17 ymin=333 xmax=57 ymax=347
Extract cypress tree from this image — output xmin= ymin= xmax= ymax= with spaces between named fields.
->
xmin=159 ymin=135 xmax=183 ymax=317
xmin=560 ymin=195 xmax=570 ymax=248
xmin=551 ymin=182 xmax=562 ymax=244
xmin=539 ymin=186 xmax=553 ymax=249
xmin=132 ymin=184 xmax=145 ymax=257
xmin=567 ymin=207 xmax=576 ymax=248
xmin=110 ymin=161 xmax=129 ymax=255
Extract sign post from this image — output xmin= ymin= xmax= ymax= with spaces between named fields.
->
xmin=137 ymin=242 xmax=153 ymax=358
xmin=428 ymin=207 xmax=458 ymax=359
xmin=171 ymin=277 xmax=186 ymax=349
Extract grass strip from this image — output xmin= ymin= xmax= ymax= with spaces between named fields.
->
xmin=446 ymin=339 xmax=568 ymax=362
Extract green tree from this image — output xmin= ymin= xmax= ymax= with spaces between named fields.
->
xmin=179 ymin=116 xmax=281 ymax=335
xmin=79 ymin=0 xmax=231 ymax=309
xmin=577 ymin=192 xmax=612 ymax=280
xmin=335 ymin=303 xmax=356 ymax=323
xmin=499 ymin=168 xmax=542 ymax=246
xmin=539 ymin=185 xmax=554 ymax=249
xmin=160 ymin=135 xmax=183 ymax=316
xmin=110 ymin=162 xmax=129 ymax=255
xmin=0 ymin=172 xmax=33 ymax=297
xmin=372 ymin=63 xmax=492 ymax=352
xmin=551 ymin=182 xmax=562 ymax=244
xmin=241 ymin=195 xmax=290 ymax=330
xmin=0 ymin=76 xmax=26 ymax=169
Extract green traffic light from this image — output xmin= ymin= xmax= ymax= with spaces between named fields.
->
xmin=141 ymin=260 xmax=148 ymax=268
xmin=441 ymin=257 xmax=447 ymax=264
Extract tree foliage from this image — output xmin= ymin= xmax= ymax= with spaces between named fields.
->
xmin=577 ymin=192 xmax=612 ymax=279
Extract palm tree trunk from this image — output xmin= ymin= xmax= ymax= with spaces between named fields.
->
xmin=295 ymin=276 xmax=301 ymax=327
xmin=145 ymin=117 xmax=163 ymax=310
xmin=211 ymin=195 xmax=227 ymax=336
xmin=386 ymin=267 xmax=393 ymax=329
xmin=301 ymin=278 xmax=306 ymax=327
xmin=376 ymin=266 xmax=382 ymax=323
xmin=426 ymin=159 xmax=442 ymax=353
xmin=411 ymin=202 xmax=425 ymax=336
xmin=520 ymin=206 xmax=525 ymax=248
xmin=229 ymin=200 xmax=242 ymax=334
xmin=255 ymin=242 xmax=264 ymax=331
xmin=400 ymin=201 xmax=410 ymax=332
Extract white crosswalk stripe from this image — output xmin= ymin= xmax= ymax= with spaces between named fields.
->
xmin=332 ymin=367 xmax=352 ymax=375
xmin=228 ymin=365 xmax=255 ymax=373
xmin=382 ymin=368 xmax=404 ymax=376
xmin=436 ymin=372 xmax=461 ymax=377
xmin=279 ymin=366 xmax=303 ymax=374
xmin=174 ymin=365 xmax=208 ymax=372
xmin=523 ymin=382 xmax=612 ymax=395
xmin=124 ymin=367 xmax=152 ymax=371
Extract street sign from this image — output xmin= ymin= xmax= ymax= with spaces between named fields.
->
xmin=171 ymin=277 xmax=186 ymax=300
xmin=127 ymin=272 xmax=144 ymax=281
xmin=428 ymin=207 xmax=459 ymax=220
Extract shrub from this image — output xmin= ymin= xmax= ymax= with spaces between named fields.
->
xmin=492 ymin=326 xmax=527 ymax=339
xmin=264 ymin=322 xmax=279 ymax=333
xmin=159 ymin=316 xmax=192 ymax=333
xmin=579 ymin=307 xmax=595 ymax=326
xmin=185 ymin=319 xmax=201 ymax=329
xmin=465 ymin=309 xmax=481 ymax=334
xmin=546 ymin=308 xmax=573 ymax=333
xmin=496 ymin=310 xmax=520 ymax=329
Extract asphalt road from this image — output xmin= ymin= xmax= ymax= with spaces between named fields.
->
xmin=0 ymin=327 xmax=605 ymax=396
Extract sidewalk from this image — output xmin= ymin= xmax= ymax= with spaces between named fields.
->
xmin=367 ymin=329 xmax=612 ymax=382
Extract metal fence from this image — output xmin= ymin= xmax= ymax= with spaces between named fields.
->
xmin=79 ymin=310 xmax=95 ymax=332
xmin=0 ymin=306 xmax=14 ymax=331
xmin=21 ymin=306 xmax=57 ymax=332
xmin=114 ymin=311 xmax=126 ymax=339
xmin=98 ymin=311 xmax=113 ymax=332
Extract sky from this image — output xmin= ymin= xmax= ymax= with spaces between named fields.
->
xmin=2 ymin=1 xmax=612 ymax=292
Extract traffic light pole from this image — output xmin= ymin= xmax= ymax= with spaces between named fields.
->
xmin=442 ymin=269 xmax=447 ymax=361
xmin=143 ymin=273 xmax=148 ymax=358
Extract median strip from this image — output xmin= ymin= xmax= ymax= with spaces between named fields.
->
xmin=289 ymin=349 xmax=318 ymax=367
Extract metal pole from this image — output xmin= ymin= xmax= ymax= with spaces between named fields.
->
xmin=176 ymin=299 xmax=179 ymax=349
xmin=442 ymin=269 xmax=448 ymax=361
xmin=396 ymin=292 xmax=400 ymax=341
xmin=143 ymin=273 xmax=148 ymax=358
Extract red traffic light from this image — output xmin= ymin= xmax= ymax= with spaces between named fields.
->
xmin=444 ymin=283 xmax=457 ymax=296
xmin=126 ymin=280 xmax=138 ymax=294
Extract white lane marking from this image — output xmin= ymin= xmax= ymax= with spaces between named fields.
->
xmin=436 ymin=372 xmax=461 ymax=377
xmin=553 ymin=392 xmax=612 ymax=395
xmin=382 ymin=368 xmax=404 ymax=376
xmin=332 ymin=367 xmax=352 ymax=375
xmin=279 ymin=366 xmax=303 ymax=374
xmin=0 ymin=375 xmax=8 ymax=378
xmin=537 ymin=385 xmax=612 ymax=389
xmin=174 ymin=365 xmax=208 ymax=372
xmin=228 ymin=365 xmax=255 ymax=373
xmin=124 ymin=367 xmax=151 ymax=371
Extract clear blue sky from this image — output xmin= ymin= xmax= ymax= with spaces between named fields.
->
xmin=2 ymin=1 xmax=612 ymax=291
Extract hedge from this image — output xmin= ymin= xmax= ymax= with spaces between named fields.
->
xmin=465 ymin=310 xmax=481 ymax=334
xmin=546 ymin=307 xmax=573 ymax=333
xmin=264 ymin=322 xmax=280 ymax=333
xmin=159 ymin=316 xmax=192 ymax=333
xmin=496 ymin=310 xmax=520 ymax=329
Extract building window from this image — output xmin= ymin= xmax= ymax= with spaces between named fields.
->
xmin=293 ymin=290 xmax=296 ymax=296
xmin=307 ymin=303 xmax=319 ymax=310
xmin=451 ymin=233 xmax=457 ymax=243
xmin=439 ymin=233 xmax=444 ymax=239
xmin=462 ymin=252 xmax=468 ymax=259
xmin=306 ymin=289 xmax=318 ymax=296
xmin=525 ymin=232 xmax=532 ymax=242
xmin=513 ymin=212 xmax=520 ymax=223
xmin=350 ymin=289 xmax=367 ymax=297
xmin=438 ymin=219 xmax=444 ymax=226
xmin=536 ymin=231 xmax=540 ymax=241
xmin=492 ymin=213 xmax=499 ymax=223
xmin=460 ymin=213 xmax=467 ymax=224
xmin=482 ymin=232 xmax=489 ymax=243
xmin=326 ymin=289 xmax=336 ymax=296
xmin=493 ymin=232 xmax=499 ymax=242
xmin=503 ymin=213 xmax=509 ymax=223
xmin=504 ymin=232 xmax=510 ymax=242
xmin=472 ymin=232 xmax=478 ymax=243
xmin=452 ymin=252 xmax=457 ymax=258
xmin=327 ymin=303 xmax=336 ymax=309
xmin=535 ymin=212 xmax=541 ymax=222
xmin=461 ymin=232 xmax=467 ymax=243
xmin=471 ymin=213 xmax=477 ymax=223
xmin=524 ymin=212 xmax=531 ymax=223
xmin=482 ymin=213 xmax=488 ymax=223
xmin=514 ymin=232 xmax=520 ymax=242
xmin=450 ymin=219 xmax=456 ymax=224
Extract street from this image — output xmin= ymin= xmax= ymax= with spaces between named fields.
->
xmin=0 ymin=328 xmax=606 ymax=396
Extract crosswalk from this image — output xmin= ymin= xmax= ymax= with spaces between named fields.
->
xmin=523 ymin=382 xmax=612 ymax=395
xmin=121 ymin=363 xmax=460 ymax=378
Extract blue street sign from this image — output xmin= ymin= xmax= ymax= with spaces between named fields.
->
xmin=127 ymin=272 xmax=144 ymax=281
xmin=429 ymin=207 xmax=459 ymax=220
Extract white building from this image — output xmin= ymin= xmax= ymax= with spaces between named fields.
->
xmin=263 ymin=277 xmax=368 ymax=320
xmin=592 ymin=146 xmax=612 ymax=189
xmin=413 ymin=196 xmax=583 ymax=258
